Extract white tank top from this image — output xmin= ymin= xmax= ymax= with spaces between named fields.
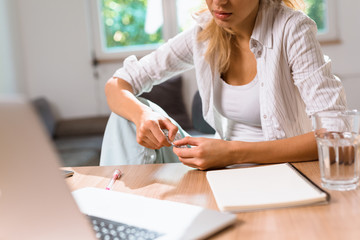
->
xmin=214 ymin=75 xmax=265 ymax=142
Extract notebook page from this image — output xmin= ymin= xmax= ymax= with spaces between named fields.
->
xmin=206 ymin=163 xmax=328 ymax=212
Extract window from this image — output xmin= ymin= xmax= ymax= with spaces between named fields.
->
xmin=100 ymin=0 xmax=164 ymax=51
xmin=90 ymin=0 xmax=337 ymax=60
xmin=89 ymin=0 xmax=204 ymax=60
xmin=304 ymin=0 xmax=338 ymax=42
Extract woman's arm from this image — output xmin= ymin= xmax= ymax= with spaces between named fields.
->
xmin=105 ymin=77 xmax=178 ymax=149
xmin=173 ymin=132 xmax=317 ymax=170
xmin=285 ymin=14 xmax=346 ymax=114
xmin=111 ymin=27 xmax=195 ymax=97
xmin=103 ymin=28 xmax=197 ymax=149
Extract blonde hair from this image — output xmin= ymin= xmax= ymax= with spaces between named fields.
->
xmin=197 ymin=0 xmax=305 ymax=73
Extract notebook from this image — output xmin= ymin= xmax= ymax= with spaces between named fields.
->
xmin=206 ymin=163 xmax=330 ymax=212
xmin=0 ymin=97 xmax=236 ymax=240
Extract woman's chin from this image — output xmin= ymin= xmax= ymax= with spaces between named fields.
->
xmin=214 ymin=19 xmax=232 ymax=29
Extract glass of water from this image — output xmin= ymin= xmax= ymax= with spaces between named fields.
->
xmin=313 ymin=110 xmax=360 ymax=191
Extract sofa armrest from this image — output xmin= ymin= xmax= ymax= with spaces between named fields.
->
xmin=32 ymin=97 xmax=57 ymax=137
xmin=54 ymin=116 xmax=109 ymax=138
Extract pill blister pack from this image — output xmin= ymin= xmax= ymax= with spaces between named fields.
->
xmin=162 ymin=129 xmax=187 ymax=148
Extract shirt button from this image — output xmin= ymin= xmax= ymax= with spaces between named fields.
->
xmin=261 ymin=82 xmax=264 ymax=87
xmin=257 ymin=50 xmax=262 ymax=56
xmin=253 ymin=42 xmax=257 ymax=48
xmin=263 ymin=115 xmax=267 ymax=119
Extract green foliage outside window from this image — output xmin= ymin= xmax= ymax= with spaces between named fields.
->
xmin=100 ymin=0 xmax=327 ymax=51
xmin=305 ymin=0 xmax=326 ymax=32
xmin=101 ymin=0 xmax=163 ymax=51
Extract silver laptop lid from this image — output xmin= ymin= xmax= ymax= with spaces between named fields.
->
xmin=0 ymin=97 xmax=96 ymax=240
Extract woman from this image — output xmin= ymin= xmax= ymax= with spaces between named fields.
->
xmin=101 ymin=0 xmax=346 ymax=170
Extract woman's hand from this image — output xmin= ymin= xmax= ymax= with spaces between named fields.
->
xmin=135 ymin=110 xmax=179 ymax=150
xmin=105 ymin=77 xmax=180 ymax=150
xmin=172 ymin=132 xmax=318 ymax=170
xmin=172 ymin=137 xmax=237 ymax=170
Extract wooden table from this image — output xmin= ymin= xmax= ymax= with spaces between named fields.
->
xmin=64 ymin=161 xmax=360 ymax=240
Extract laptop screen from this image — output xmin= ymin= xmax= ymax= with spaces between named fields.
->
xmin=0 ymin=97 xmax=96 ymax=240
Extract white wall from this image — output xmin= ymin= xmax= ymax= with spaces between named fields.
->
xmin=14 ymin=0 xmax=99 ymax=118
xmin=0 ymin=0 xmax=24 ymax=95
xmin=321 ymin=1 xmax=360 ymax=111
xmin=3 ymin=0 xmax=360 ymax=119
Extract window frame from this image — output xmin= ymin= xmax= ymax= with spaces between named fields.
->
xmin=89 ymin=0 xmax=339 ymax=61
xmin=315 ymin=0 xmax=339 ymax=43
xmin=89 ymin=0 xmax=179 ymax=61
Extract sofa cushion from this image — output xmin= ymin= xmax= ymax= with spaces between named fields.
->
xmin=54 ymin=116 xmax=109 ymax=138
xmin=54 ymin=136 xmax=103 ymax=167
xmin=192 ymin=91 xmax=215 ymax=134
xmin=58 ymin=149 xmax=100 ymax=167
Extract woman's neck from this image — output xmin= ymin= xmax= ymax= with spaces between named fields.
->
xmin=231 ymin=3 xmax=259 ymax=40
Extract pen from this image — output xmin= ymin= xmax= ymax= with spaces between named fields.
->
xmin=106 ymin=169 xmax=122 ymax=190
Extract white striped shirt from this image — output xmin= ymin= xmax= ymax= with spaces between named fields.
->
xmin=113 ymin=0 xmax=347 ymax=141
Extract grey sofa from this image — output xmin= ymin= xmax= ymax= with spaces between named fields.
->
xmin=32 ymin=75 xmax=214 ymax=167
xmin=32 ymin=97 xmax=108 ymax=167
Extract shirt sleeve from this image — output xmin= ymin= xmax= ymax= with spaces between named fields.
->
xmin=113 ymin=27 xmax=196 ymax=95
xmin=284 ymin=13 xmax=347 ymax=116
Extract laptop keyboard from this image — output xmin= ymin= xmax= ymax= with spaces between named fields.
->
xmin=89 ymin=215 xmax=163 ymax=240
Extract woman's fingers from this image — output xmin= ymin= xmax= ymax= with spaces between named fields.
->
xmin=151 ymin=126 xmax=172 ymax=148
xmin=138 ymin=129 xmax=171 ymax=149
xmin=173 ymin=138 xmax=232 ymax=170
xmin=173 ymin=145 xmax=197 ymax=158
xmin=160 ymin=120 xmax=179 ymax=142
xmin=137 ymin=118 xmax=177 ymax=149
xmin=173 ymin=136 xmax=201 ymax=147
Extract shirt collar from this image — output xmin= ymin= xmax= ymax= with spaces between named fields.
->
xmin=251 ymin=0 xmax=279 ymax=49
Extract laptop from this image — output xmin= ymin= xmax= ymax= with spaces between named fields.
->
xmin=0 ymin=97 xmax=236 ymax=240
